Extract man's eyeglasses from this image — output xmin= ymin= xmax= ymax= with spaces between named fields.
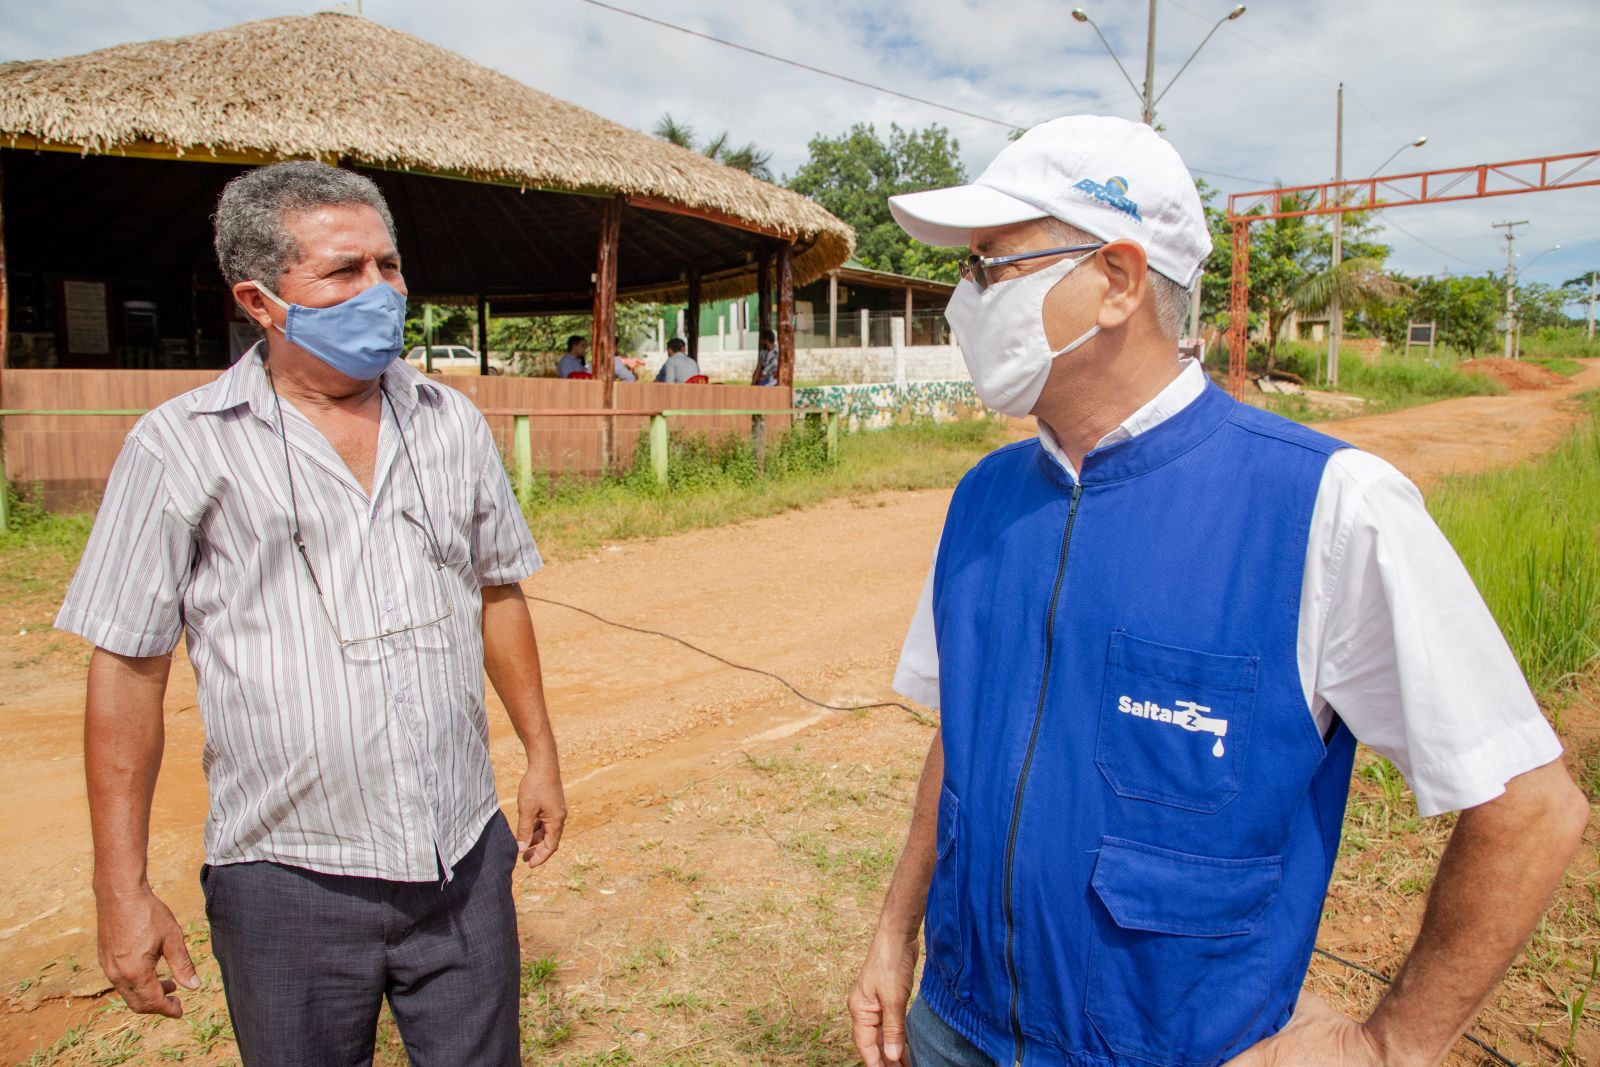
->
xmin=293 ymin=511 xmax=456 ymax=647
xmin=959 ymin=242 xmax=1103 ymax=292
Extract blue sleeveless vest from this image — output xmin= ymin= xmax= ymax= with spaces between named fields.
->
xmin=921 ymin=381 xmax=1357 ymax=1067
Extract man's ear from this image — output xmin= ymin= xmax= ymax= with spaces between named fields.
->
xmin=1096 ymin=240 xmax=1150 ymax=331
xmin=232 ymin=281 xmax=277 ymax=332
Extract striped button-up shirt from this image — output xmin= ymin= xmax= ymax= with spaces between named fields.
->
xmin=57 ymin=350 xmax=542 ymax=881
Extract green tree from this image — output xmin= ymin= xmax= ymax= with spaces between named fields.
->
xmin=652 ymin=113 xmax=774 ymax=182
xmin=1367 ymin=274 xmax=1504 ymax=355
xmin=785 ymin=122 xmax=968 ymax=282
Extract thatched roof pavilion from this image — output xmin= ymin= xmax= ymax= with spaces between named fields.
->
xmin=0 ymin=11 xmax=853 ymax=379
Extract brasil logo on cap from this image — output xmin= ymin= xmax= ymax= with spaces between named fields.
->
xmin=1072 ymin=175 xmax=1142 ymax=222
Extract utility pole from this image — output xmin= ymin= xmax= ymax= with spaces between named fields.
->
xmin=1327 ymin=83 xmax=1344 ymax=386
xmin=1492 ymin=220 xmax=1528 ymax=359
xmin=1142 ymin=0 xmax=1158 ymax=125
xmin=1587 ymin=271 xmax=1596 ymax=342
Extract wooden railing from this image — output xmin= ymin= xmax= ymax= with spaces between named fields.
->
xmin=0 ymin=405 xmax=839 ymax=529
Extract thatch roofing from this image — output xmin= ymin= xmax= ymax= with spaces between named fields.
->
xmin=0 ymin=11 xmax=853 ymax=305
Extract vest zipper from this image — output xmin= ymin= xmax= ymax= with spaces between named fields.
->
xmin=1002 ymin=481 xmax=1082 ymax=1067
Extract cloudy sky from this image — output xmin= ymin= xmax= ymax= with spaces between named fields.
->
xmin=6 ymin=0 xmax=1597 ymax=301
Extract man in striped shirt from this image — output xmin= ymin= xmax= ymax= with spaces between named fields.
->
xmin=57 ymin=161 xmax=563 ymax=1065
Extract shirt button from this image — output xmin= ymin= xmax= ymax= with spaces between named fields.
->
xmin=395 ymin=691 xmax=408 ymax=703
xmin=382 ymin=599 xmax=394 ymax=611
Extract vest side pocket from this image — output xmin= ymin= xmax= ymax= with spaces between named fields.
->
xmin=1095 ymin=630 xmax=1259 ymax=814
xmin=925 ymin=783 xmax=966 ymax=992
xmin=1085 ymin=836 xmax=1281 ymax=1064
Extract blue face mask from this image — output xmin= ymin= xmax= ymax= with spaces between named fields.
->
xmin=256 ymin=280 xmax=407 ymax=380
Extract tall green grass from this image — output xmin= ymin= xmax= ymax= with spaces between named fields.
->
xmin=1271 ymin=341 xmax=1503 ymax=421
xmin=1429 ymin=390 xmax=1600 ymax=694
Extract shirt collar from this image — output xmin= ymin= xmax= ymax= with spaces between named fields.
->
xmin=1037 ymin=358 xmax=1207 ymax=480
xmin=187 ymin=344 xmax=441 ymax=422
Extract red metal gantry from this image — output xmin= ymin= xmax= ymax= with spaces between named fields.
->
xmin=1223 ymin=148 xmax=1600 ymax=397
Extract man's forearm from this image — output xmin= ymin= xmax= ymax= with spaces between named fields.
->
xmin=1366 ymin=759 xmax=1589 ymax=1065
xmin=481 ymin=583 xmax=559 ymax=765
xmin=85 ymin=649 xmax=172 ymax=895
xmin=875 ymin=730 xmax=945 ymax=943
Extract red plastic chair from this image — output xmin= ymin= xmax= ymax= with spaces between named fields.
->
xmin=685 ymin=374 xmax=710 ymax=384
xmin=568 ymin=371 xmax=594 ymax=380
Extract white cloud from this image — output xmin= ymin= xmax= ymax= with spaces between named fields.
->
xmin=4 ymin=0 xmax=1597 ymax=290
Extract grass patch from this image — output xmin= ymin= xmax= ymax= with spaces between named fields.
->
xmin=1527 ymin=356 xmax=1586 ymax=377
xmin=519 ymin=417 xmax=1004 ymax=560
xmin=1265 ymin=343 xmax=1505 ymax=422
xmin=1428 ymin=389 xmax=1600 ymax=694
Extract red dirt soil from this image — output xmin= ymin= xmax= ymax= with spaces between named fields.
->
xmin=1459 ymin=357 xmax=1571 ymax=390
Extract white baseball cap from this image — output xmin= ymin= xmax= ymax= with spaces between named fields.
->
xmin=888 ymin=115 xmax=1211 ymax=287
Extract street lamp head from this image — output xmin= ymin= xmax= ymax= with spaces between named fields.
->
xmin=1411 ymin=135 xmax=1428 ymax=147
xmin=1227 ymin=5 xmax=1246 ymax=19
xmin=1072 ymin=8 xmax=1090 ymax=22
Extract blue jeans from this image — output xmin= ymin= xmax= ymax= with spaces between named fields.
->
xmin=907 ymin=997 xmax=996 ymax=1067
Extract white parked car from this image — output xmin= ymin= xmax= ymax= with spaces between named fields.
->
xmin=405 ymin=345 xmax=506 ymax=375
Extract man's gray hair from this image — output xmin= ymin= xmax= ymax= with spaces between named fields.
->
xmin=213 ymin=161 xmax=399 ymax=290
xmin=1042 ymin=218 xmax=1192 ymax=339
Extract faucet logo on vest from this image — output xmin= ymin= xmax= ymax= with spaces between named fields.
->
xmin=1116 ymin=695 xmax=1230 ymax=757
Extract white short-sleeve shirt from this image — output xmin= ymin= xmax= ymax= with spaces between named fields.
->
xmin=893 ymin=361 xmax=1560 ymax=817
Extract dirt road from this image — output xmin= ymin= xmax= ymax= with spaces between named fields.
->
xmin=2 ymin=360 xmax=1595 ymax=1060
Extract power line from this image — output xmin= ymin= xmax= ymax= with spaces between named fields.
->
xmin=1381 ymin=215 xmax=1492 ymax=270
xmin=1160 ymin=0 xmax=1405 ymax=144
xmin=577 ymin=0 xmax=1025 ymax=132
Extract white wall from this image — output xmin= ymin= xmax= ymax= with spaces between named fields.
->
xmin=639 ymin=344 xmax=969 ymax=385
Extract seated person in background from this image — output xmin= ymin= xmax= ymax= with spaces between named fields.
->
xmin=655 ymin=338 xmax=701 ymax=383
xmin=615 ymin=354 xmax=640 ymax=382
xmin=556 ymin=335 xmax=588 ymax=378
xmin=752 ymin=329 xmax=778 ymax=386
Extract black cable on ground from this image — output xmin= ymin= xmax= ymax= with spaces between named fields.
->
xmin=528 ymin=595 xmax=935 ymax=726
xmin=534 ymin=594 xmax=1526 ymax=1066
xmin=1313 ymin=950 xmax=1519 ymax=1065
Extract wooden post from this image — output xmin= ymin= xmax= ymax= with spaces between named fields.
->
xmin=593 ymin=197 xmax=622 ymax=470
xmin=757 ymin=252 xmax=773 ymax=336
xmin=189 ymin=270 xmax=201 ymax=364
xmin=828 ymin=272 xmax=838 ymax=347
xmin=905 ymin=285 xmax=914 ymax=343
xmin=649 ymin=414 xmax=669 ymax=487
xmin=476 ymin=295 xmax=489 ymax=375
xmin=686 ymin=267 xmax=702 ymax=362
xmin=777 ymin=241 xmax=796 ymax=387
xmin=0 ymin=152 xmax=9 ymax=525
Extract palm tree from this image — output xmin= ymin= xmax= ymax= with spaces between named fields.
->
xmin=1289 ymin=257 xmax=1411 ymax=374
xmin=653 ymin=113 xmax=696 ymax=150
xmin=651 ymin=113 xmax=774 ymax=182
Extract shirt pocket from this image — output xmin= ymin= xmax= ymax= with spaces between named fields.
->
xmin=1085 ymin=836 xmax=1281 ymax=1064
xmin=1095 ymin=630 xmax=1259 ymax=814
xmin=925 ymin=783 xmax=966 ymax=990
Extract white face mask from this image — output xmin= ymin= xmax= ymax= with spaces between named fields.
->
xmin=944 ymin=251 xmax=1102 ymax=417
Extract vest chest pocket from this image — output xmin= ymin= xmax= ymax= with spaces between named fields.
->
xmin=1086 ymin=836 xmax=1281 ymax=1063
xmin=1095 ymin=630 xmax=1259 ymax=814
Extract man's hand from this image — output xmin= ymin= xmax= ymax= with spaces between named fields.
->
xmin=848 ymin=931 xmax=920 ymax=1067
xmin=1223 ymin=992 xmax=1386 ymax=1067
xmin=515 ymin=762 xmax=566 ymax=867
xmin=95 ymin=887 xmax=200 ymax=1018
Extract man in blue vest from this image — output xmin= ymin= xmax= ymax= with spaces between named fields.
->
xmin=846 ymin=115 xmax=1588 ymax=1067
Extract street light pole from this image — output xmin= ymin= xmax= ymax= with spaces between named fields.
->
xmin=1142 ymin=0 xmax=1158 ymax=126
xmin=1074 ymin=5 xmax=1244 ymax=127
xmin=1492 ymin=220 xmax=1529 ymax=359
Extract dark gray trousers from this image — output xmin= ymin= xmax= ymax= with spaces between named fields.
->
xmin=202 ymin=813 xmax=521 ymax=1067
